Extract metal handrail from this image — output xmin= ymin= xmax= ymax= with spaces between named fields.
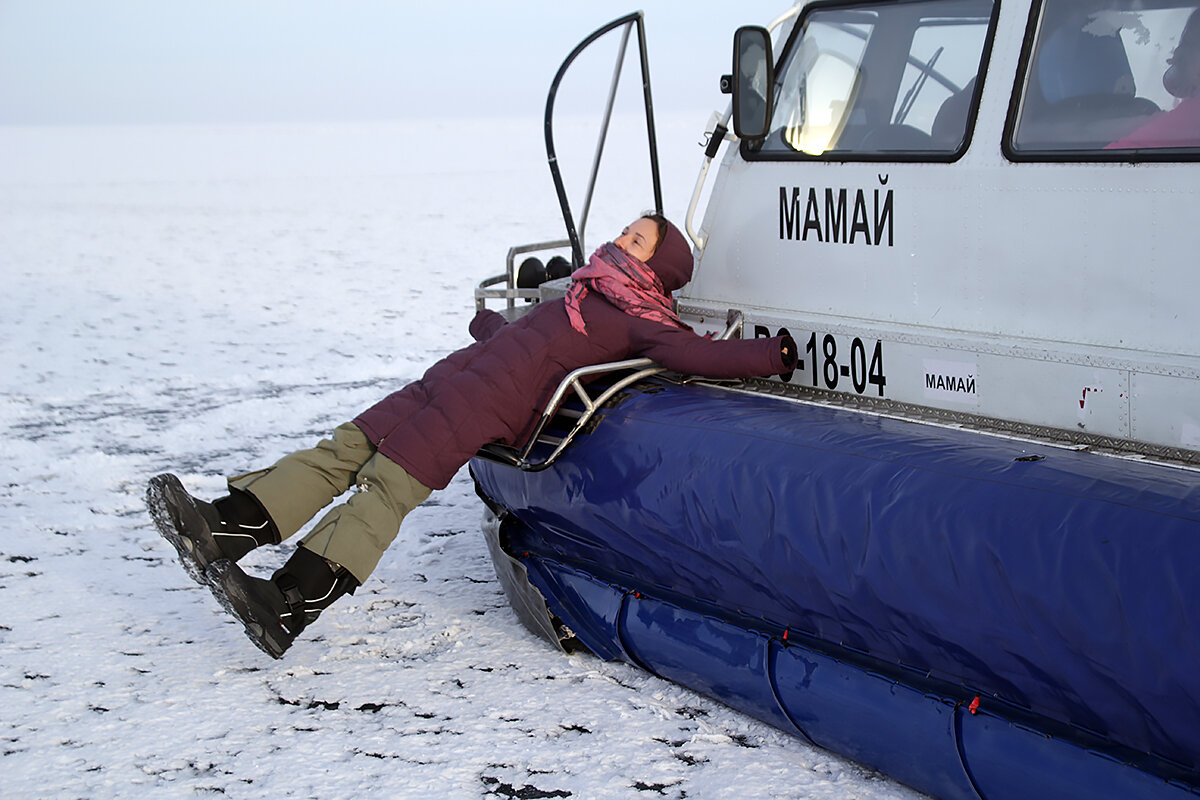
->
xmin=475 ymin=239 xmax=572 ymax=312
xmin=685 ymin=5 xmax=801 ymax=252
xmin=476 ymin=311 xmax=744 ymax=470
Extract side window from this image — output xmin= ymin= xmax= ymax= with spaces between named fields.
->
xmin=754 ymin=0 xmax=996 ymax=161
xmin=1009 ymin=1 xmax=1200 ymax=156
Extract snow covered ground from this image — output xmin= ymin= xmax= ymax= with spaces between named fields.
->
xmin=0 ymin=118 xmax=927 ymax=800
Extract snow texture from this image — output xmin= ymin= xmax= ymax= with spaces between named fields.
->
xmin=0 ymin=118 xmax=928 ymax=800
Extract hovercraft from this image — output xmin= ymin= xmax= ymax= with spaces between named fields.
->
xmin=471 ymin=4 xmax=1200 ymax=798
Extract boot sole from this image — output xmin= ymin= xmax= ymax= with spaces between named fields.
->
xmin=146 ymin=474 xmax=223 ymax=587
xmin=206 ymin=559 xmax=292 ymax=659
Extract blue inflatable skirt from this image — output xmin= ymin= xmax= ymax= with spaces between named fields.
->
xmin=471 ymin=380 xmax=1200 ymax=799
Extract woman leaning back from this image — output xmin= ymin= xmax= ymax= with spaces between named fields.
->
xmin=147 ymin=214 xmax=797 ymax=658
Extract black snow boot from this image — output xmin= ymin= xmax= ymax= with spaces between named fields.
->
xmin=146 ymin=473 xmax=280 ymax=586
xmin=205 ymin=546 xmax=358 ymax=659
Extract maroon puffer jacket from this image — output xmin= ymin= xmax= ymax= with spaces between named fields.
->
xmin=354 ymin=224 xmax=792 ymax=490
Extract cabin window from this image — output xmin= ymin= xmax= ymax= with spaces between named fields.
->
xmin=1008 ymin=0 xmax=1200 ymax=158
xmin=750 ymin=0 xmax=996 ymax=161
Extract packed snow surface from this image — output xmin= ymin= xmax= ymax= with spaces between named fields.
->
xmin=0 ymin=119 xmax=927 ymax=799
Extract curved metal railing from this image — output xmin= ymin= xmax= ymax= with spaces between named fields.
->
xmin=476 ymin=311 xmax=743 ymax=470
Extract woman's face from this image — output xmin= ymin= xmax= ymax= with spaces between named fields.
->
xmin=613 ymin=217 xmax=660 ymax=263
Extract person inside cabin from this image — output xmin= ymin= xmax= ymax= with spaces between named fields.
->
xmin=148 ymin=215 xmax=799 ymax=658
xmin=1036 ymin=6 xmax=1137 ymax=107
xmin=1108 ymin=7 xmax=1200 ymax=149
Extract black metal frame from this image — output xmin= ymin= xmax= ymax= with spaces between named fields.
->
xmin=544 ymin=12 xmax=664 ymax=268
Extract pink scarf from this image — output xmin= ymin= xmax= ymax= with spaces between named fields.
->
xmin=564 ymin=243 xmax=687 ymax=335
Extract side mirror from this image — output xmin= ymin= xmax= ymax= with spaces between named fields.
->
xmin=722 ymin=26 xmax=774 ymax=140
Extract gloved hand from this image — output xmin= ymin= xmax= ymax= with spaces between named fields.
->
xmin=779 ymin=335 xmax=798 ymax=373
xmin=469 ymin=308 xmax=506 ymax=342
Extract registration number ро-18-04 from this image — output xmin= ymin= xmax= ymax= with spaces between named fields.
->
xmin=755 ymin=326 xmax=887 ymax=397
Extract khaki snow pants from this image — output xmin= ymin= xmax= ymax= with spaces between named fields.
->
xmin=227 ymin=422 xmax=432 ymax=584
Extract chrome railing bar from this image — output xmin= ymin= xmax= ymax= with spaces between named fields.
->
xmin=514 ymin=311 xmax=744 ymax=465
xmin=475 ymin=238 xmax=572 ymax=311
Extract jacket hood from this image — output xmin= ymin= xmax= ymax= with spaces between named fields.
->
xmin=645 ymin=221 xmax=693 ymax=293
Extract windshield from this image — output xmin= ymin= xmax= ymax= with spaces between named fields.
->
xmin=756 ymin=0 xmax=996 ymax=159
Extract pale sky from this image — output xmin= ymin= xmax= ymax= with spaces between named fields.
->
xmin=0 ymin=1 xmax=794 ymax=125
